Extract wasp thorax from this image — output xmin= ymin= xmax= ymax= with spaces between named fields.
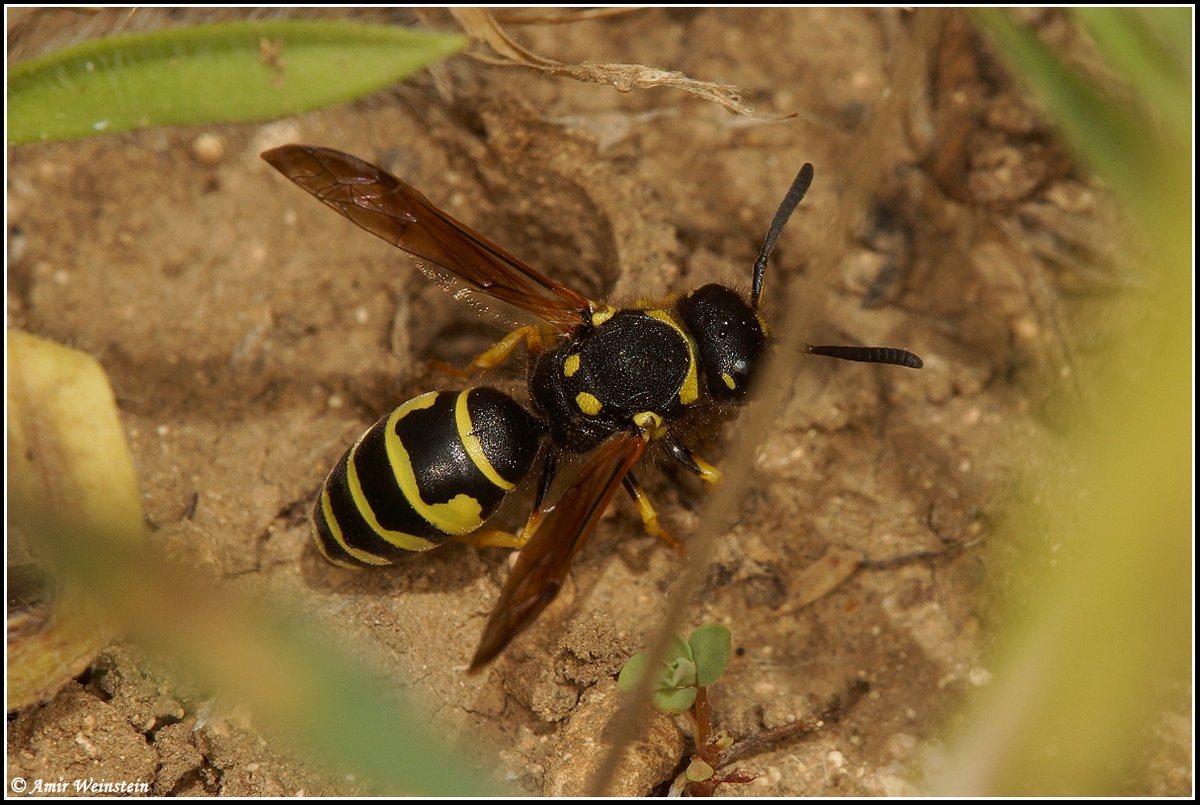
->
xmin=675 ymin=284 xmax=767 ymax=401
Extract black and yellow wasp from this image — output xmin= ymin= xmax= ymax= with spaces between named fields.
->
xmin=262 ymin=145 xmax=922 ymax=671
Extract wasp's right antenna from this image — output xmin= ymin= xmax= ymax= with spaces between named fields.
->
xmin=805 ymin=344 xmax=923 ymax=369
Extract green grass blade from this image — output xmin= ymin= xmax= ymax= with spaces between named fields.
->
xmin=972 ymin=9 xmax=1154 ymax=205
xmin=10 ymin=332 xmax=491 ymax=794
xmin=1073 ymin=8 xmax=1192 ymax=144
xmin=19 ymin=506 xmax=494 ymax=795
xmin=8 ymin=20 xmax=466 ymax=144
xmin=936 ymin=10 xmax=1192 ymax=795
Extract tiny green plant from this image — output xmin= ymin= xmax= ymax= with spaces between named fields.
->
xmin=618 ymin=623 xmax=871 ymax=795
xmin=617 ymin=623 xmax=751 ymax=796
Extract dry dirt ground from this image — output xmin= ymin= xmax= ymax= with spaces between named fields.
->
xmin=5 ymin=7 xmax=1187 ymax=797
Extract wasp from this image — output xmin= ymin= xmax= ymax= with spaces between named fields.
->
xmin=262 ymin=145 xmax=922 ymax=672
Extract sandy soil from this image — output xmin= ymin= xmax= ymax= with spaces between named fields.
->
xmin=6 ymin=7 xmax=1187 ymax=797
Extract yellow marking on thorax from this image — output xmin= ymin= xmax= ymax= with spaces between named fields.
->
xmin=456 ymin=390 xmax=516 ymax=491
xmin=575 ymin=391 xmax=602 ymax=416
xmin=563 ymin=352 xmax=581 ymax=378
xmin=632 ymin=410 xmax=665 ymax=438
xmin=643 ymin=308 xmax=700 ymax=406
xmin=590 ymin=305 xmax=618 ymax=327
xmin=721 ymin=372 xmax=737 ymax=391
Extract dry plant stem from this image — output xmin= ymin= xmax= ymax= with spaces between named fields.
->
xmin=693 ymin=686 xmax=714 ymax=761
xmin=674 ymin=682 xmax=869 ymax=795
xmin=589 ymin=12 xmax=939 ymax=797
xmin=491 ymin=8 xmax=639 ymax=26
xmin=450 ymin=8 xmax=785 ymax=119
xmin=716 ymin=679 xmax=871 ymax=769
xmin=858 ymin=536 xmax=979 ymax=571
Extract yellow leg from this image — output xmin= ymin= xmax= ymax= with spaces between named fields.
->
xmin=454 ymin=506 xmax=544 ymax=551
xmin=662 ymin=433 xmax=723 ymax=484
xmin=455 ymin=528 xmax=526 ymax=550
xmin=432 ymin=325 xmax=544 ymax=378
xmin=691 ymin=454 xmax=723 ymax=485
xmin=624 ymin=475 xmax=685 ymax=555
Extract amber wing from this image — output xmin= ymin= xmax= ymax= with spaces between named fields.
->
xmin=262 ymin=144 xmax=592 ymax=332
xmin=468 ymin=431 xmax=647 ymax=672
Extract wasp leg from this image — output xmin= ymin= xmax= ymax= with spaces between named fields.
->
xmin=661 ymin=432 xmax=723 ymax=485
xmin=458 ymin=450 xmax=558 ymax=550
xmin=457 ymin=528 xmax=528 ymax=549
xmin=506 ymin=450 xmax=559 ymax=548
xmin=519 ymin=450 xmax=558 ymax=536
xmin=432 ymin=324 xmax=545 ymax=377
xmin=623 ymin=472 xmax=686 ymax=555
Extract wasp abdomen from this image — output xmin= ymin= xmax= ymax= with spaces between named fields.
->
xmin=312 ymin=388 xmax=545 ymax=568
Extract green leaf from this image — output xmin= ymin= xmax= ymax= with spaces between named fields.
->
xmin=664 ymin=656 xmax=697 ymax=690
xmin=651 ymin=685 xmax=697 ymax=714
xmin=617 ymin=634 xmax=702 ymax=713
xmin=8 ymin=20 xmax=466 ymax=144
xmin=1072 ymin=8 xmax=1191 ymax=143
xmin=616 ymin=652 xmax=651 ymax=692
xmin=688 ymin=623 xmax=732 ymax=687
xmin=686 ymin=758 xmax=715 ymax=782
xmin=667 ymin=631 xmax=694 ymax=663
xmin=931 ymin=14 xmax=1190 ymax=794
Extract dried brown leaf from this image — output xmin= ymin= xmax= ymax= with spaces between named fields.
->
xmin=787 ymin=545 xmax=865 ymax=610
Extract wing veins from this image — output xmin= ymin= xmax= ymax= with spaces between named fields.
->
xmin=468 ymin=432 xmax=646 ymax=672
xmin=263 ymin=145 xmax=591 ymax=331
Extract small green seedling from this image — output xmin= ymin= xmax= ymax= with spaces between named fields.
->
xmin=617 ymin=623 xmax=751 ymax=795
xmin=617 ymin=623 xmax=730 ymax=712
xmin=617 ymin=625 xmax=871 ymax=795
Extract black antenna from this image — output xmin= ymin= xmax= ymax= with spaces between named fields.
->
xmin=751 ymin=162 xmax=815 ymax=311
xmin=805 ymin=344 xmax=923 ymax=369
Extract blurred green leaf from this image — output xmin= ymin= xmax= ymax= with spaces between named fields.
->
xmin=1073 ymin=8 xmax=1191 ymax=142
xmin=7 ymin=330 xmax=144 ymax=711
xmin=936 ymin=10 xmax=1192 ymax=795
xmin=8 ymin=20 xmax=466 ymax=144
xmin=22 ymin=508 xmax=493 ymax=795
xmin=972 ymin=10 xmax=1154 ymax=206
xmin=9 ymin=330 xmax=491 ymax=794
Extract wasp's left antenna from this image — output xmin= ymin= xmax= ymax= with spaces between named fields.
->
xmin=751 ymin=162 xmax=815 ymax=312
